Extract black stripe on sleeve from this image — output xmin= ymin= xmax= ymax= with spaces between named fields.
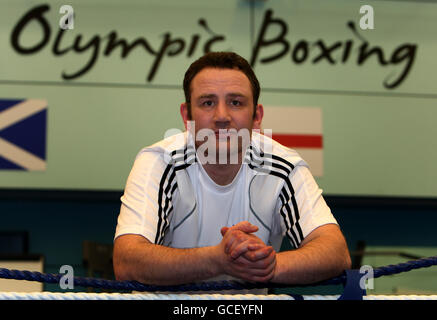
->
xmin=247 ymin=146 xmax=304 ymax=247
xmin=159 ymin=179 xmax=178 ymax=245
xmin=279 ymin=193 xmax=298 ymax=248
xmin=155 ymin=148 xmax=196 ymax=245
xmin=155 ymin=163 xmax=173 ymax=244
xmin=279 ymin=184 xmax=304 ymax=247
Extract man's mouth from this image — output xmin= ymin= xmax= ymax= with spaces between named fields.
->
xmin=215 ymin=129 xmax=235 ymax=140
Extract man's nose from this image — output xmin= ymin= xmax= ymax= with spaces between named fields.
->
xmin=213 ymin=101 xmax=231 ymax=126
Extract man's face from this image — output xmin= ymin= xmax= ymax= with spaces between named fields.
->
xmin=180 ymin=67 xmax=263 ymax=163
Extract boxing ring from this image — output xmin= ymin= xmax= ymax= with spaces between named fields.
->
xmin=1 ymin=255 xmax=437 ymax=300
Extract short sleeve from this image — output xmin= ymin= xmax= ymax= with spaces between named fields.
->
xmin=114 ymin=150 xmax=173 ymax=243
xmin=276 ymin=165 xmax=338 ymax=248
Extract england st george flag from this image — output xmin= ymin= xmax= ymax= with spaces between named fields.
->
xmin=262 ymin=106 xmax=323 ymax=177
xmin=0 ymin=99 xmax=47 ymax=170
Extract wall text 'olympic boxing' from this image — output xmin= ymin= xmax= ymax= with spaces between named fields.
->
xmin=10 ymin=4 xmax=416 ymax=89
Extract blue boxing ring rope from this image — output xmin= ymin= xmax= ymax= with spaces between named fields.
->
xmin=1 ymin=255 xmax=437 ymax=300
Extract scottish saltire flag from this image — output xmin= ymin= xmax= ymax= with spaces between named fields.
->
xmin=0 ymin=99 xmax=47 ymax=171
xmin=262 ymin=106 xmax=323 ymax=176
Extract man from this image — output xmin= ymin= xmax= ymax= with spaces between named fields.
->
xmin=113 ymin=52 xmax=351 ymax=290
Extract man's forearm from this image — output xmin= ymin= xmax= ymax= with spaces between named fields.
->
xmin=113 ymin=235 xmax=221 ymax=285
xmin=271 ymin=226 xmax=351 ymax=284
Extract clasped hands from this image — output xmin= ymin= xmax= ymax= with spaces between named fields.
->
xmin=218 ymin=221 xmax=277 ymax=282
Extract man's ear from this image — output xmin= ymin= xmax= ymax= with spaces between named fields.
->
xmin=253 ymin=104 xmax=264 ymax=130
xmin=180 ymin=103 xmax=189 ymax=130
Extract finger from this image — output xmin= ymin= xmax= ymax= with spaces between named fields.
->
xmin=244 ymin=246 xmax=274 ymax=262
xmin=245 ymin=256 xmax=277 ymax=280
xmin=224 ymin=230 xmax=251 ymax=254
xmin=232 ymin=250 xmax=275 ymax=270
xmin=224 ymin=254 xmax=276 ymax=282
xmin=230 ymin=221 xmax=259 ymax=234
xmin=257 ymin=258 xmax=276 ymax=281
xmin=246 ymin=271 xmax=275 ymax=283
xmin=226 ymin=261 xmax=271 ymax=278
xmin=229 ymin=240 xmax=261 ymax=260
xmin=228 ymin=235 xmax=263 ymax=257
xmin=235 ymin=261 xmax=276 ymax=280
xmin=254 ymin=249 xmax=276 ymax=268
xmin=236 ymin=250 xmax=276 ymax=272
xmin=247 ymin=243 xmax=264 ymax=252
xmin=227 ymin=232 xmax=252 ymax=254
xmin=223 ymin=230 xmax=244 ymax=254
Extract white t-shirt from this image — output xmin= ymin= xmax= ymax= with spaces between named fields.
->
xmin=114 ymin=131 xmax=337 ymax=252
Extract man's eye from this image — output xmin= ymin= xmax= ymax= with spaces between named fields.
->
xmin=202 ymin=101 xmax=214 ymax=107
xmin=230 ymin=100 xmax=241 ymax=106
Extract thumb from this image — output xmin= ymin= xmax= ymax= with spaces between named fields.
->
xmin=220 ymin=227 xmax=229 ymax=236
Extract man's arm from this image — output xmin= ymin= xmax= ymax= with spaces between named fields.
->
xmin=113 ymin=222 xmax=276 ymax=285
xmin=272 ymin=224 xmax=351 ymax=284
xmin=113 ymin=234 xmax=219 ymax=285
xmin=227 ymin=223 xmax=351 ymax=284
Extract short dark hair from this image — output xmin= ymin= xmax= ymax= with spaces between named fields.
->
xmin=183 ymin=52 xmax=260 ymax=118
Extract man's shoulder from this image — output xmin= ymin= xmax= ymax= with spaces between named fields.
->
xmin=251 ymin=131 xmax=309 ymax=170
xmin=137 ymin=131 xmax=189 ymax=157
xmin=133 ymin=131 xmax=195 ymax=169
